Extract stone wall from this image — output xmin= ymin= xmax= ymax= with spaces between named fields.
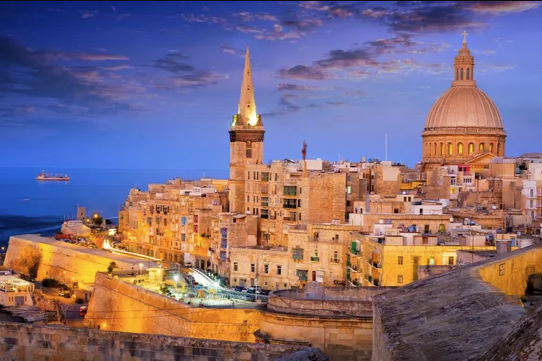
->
xmin=417 ymin=265 xmax=459 ymax=280
xmin=308 ymin=173 xmax=346 ymax=224
xmin=478 ymin=246 xmax=542 ymax=297
xmin=0 ymin=322 xmax=321 ymax=361
xmin=4 ymin=235 xmax=145 ymax=285
xmin=259 ymin=310 xmax=372 ymax=361
xmin=85 ymin=273 xmax=261 ymax=343
xmin=268 ymin=288 xmax=391 ymax=317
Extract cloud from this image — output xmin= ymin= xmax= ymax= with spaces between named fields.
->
xmin=344 ymin=90 xmax=367 ymax=97
xmin=79 ymin=10 xmax=98 ymax=19
xmin=181 ymin=13 xmax=227 ymax=26
xmin=277 ymin=83 xmax=329 ymax=91
xmin=471 ymin=49 xmax=496 ymax=55
xmin=117 ymin=14 xmax=131 ymax=20
xmin=153 ymin=52 xmax=195 ymax=73
xmin=277 ymin=33 xmax=453 ymax=81
xmin=151 ymin=72 xmax=228 ymax=90
xmin=233 ymin=12 xmax=279 ymax=22
xmin=477 ymin=63 xmax=517 ymax=73
xmin=220 ymin=45 xmax=244 ymax=58
xmin=281 ymin=19 xmax=323 ymax=31
xmin=38 ymin=51 xmax=129 ymax=62
xmin=236 ymin=24 xmax=304 ymax=41
xmin=0 ymin=36 xmax=141 ymax=122
xmin=278 ymin=65 xmax=334 ymax=80
xmin=468 ymin=1 xmax=541 ymax=14
xmin=150 ymin=51 xmax=227 ymax=90
xmin=263 ymin=92 xmax=345 ymax=117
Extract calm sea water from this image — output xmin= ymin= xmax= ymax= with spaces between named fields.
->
xmin=0 ymin=168 xmax=228 ymax=248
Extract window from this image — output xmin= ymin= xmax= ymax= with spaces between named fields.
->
xmin=397 ymin=275 xmax=403 ymax=284
xmin=489 ymin=143 xmax=494 ymax=152
xmin=428 ymin=257 xmax=435 ymax=265
xmin=264 ymin=264 xmax=269 ymax=274
xmin=283 ymin=199 xmax=297 ymax=209
xmin=247 ymin=195 xmax=250 ymax=202
xmin=246 ymin=141 xmax=252 ymax=158
xmin=457 ymin=142 xmax=464 ymax=155
xmin=448 ymin=257 xmax=454 ymax=265
xmin=296 ymin=270 xmax=308 ymax=281
xmin=292 ymin=248 xmax=304 ymax=260
xmin=466 ymin=68 xmax=470 ymax=80
xmin=234 ymin=262 xmax=238 ymax=271
xmin=261 ymin=209 xmax=269 ymax=219
xmin=440 ymin=143 xmax=444 ymax=156
xmin=261 ymin=197 xmax=269 ymax=207
xmin=448 ymin=142 xmax=453 ymax=156
xmin=277 ymin=265 xmax=282 ymax=275
xmin=460 ymin=68 xmax=464 ymax=80
xmin=468 ymin=143 xmax=474 ymax=154
xmin=284 ymin=186 xmax=297 ymax=196
xmin=332 ymin=250 xmax=339 ymax=263
xmin=247 ymin=171 xmax=250 ymax=180
xmin=298 ymin=199 xmax=301 ymax=207
xmin=347 ymin=186 xmax=352 ymax=194
xmin=251 ymin=264 xmax=255 ymax=273
xmin=394 ymin=208 xmax=399 ymax=214
xmin=398 ymin=256 xmax=404 ymax=265
xmin=261 ymin=172 xmax=269 ymax=182
xmin=479 ymin=143 xmax=485 ymax=152
xmin=335 ymin=234 xmax=339 ymax=241
xmin=274 ymin=173 xmax=278 ymax=181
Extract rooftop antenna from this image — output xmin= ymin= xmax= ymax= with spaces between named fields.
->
xmin=385 ymin=134 xmax=388 ymax=161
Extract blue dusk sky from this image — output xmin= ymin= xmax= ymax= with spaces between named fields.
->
xmin=1 ymin=1 xmax=541 ymax=171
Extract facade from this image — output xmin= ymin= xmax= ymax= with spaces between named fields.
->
xmin=0 ymin=276 xmax=34 ymax=307
xmin=422 ymin=33 xmax=506 ymax=172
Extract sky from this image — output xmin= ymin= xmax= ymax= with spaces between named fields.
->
xmin=1 ymin=1 xmax=541 ymax=171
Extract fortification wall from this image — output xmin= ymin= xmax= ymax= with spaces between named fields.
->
xmin=259 ymin=310 xmax=373 ymax=361
xmin=4 ymin=236 xmax=138 ymax=284
xmin=85 ymin=273 xmax=261 ymax=342
xmin=478 ymin=246 xmax=542 ymax=297
xmin=0 ymin=322 xmax=324 ymax=361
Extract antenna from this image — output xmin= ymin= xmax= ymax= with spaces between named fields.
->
xmin=385 ymin=134 xmax=388 ymax=161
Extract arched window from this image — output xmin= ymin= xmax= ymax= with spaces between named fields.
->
xmin=440 ymin=143 xmax=444 ymax=156
xmin=489 ymin=143 xmax=494 ymax=152
xmin=433 ymin=143 xmax=437 ymax=156
xmin=457 ymin=142 xmax=464 ymax=155
xmin=468 ymin=143 xmax=474 ymax=154
xmin=497 ymin=143 xmax=501 ymax=155
xmin=479 ymin=143 xmax=485 ymax=152
xmin=448 ymin=142 xmax=453 ymax=156
xmin=456 ymin=68 xmax=459 ymax=80
xmin=466 ymin=68 xmax=470 ymax=80
xmin=460 ymin=68 xmax=464 ymax=80
xmin=246 ymin=141 xmax=252 ymax=158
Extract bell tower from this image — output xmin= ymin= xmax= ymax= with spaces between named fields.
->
xmin=228 ymin=47 xmax=265 ymax=214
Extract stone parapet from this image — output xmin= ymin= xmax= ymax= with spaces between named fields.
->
xmin=0 ymin=322 xmax=317 ymax=361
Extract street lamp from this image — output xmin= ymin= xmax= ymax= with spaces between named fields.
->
xmin=173 ymin=275 xmax=179 ymax=291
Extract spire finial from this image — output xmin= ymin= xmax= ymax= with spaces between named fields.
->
xmin=237 ymin=44 xmax=259 ymax=127
xmin=462 ymin=31 xmax=468 ymax=48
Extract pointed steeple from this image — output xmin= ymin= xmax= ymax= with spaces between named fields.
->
xmin=452 ymin=31 xmax=476 ymax=87
xmin=235 ymin=46 xmax=262 ymax=127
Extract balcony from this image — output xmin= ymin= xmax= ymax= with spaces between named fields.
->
xmin=310 ymin=256 xmax=320 ymax=262
xmin=349 ymin=248 xmax=361 ymax=256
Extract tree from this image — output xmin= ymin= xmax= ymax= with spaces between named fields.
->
xmin=107 ymin=261 xmax=117 ymax=273
xmin=18 ymin=246 xmax=42 ymax=278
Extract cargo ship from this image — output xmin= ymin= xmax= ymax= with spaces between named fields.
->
xmin=36 ymin=171 xmax=70 ymax=181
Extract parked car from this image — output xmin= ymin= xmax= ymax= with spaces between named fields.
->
xmin=234 ymin=286 xmax=245 ymax=292
xmin=247 ymin=286 xmax=263 ymax=294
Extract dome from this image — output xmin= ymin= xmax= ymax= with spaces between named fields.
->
xmin=424 ymin=86 xmax=503 ymax=130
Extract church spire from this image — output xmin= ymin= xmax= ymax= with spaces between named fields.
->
xmin=236 ymin=46 xmax=261 ymax=127
xmin=452 ymin=31 xmax=476 ymax=87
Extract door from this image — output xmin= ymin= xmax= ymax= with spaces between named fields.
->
xmin=312 ymin=271 xmax=316 ymax=281
xmin=15 ymin=296 xmax=25 ymax=305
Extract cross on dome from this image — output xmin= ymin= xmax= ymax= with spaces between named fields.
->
xmin=462 ymin=31 xmax=468 ymax=48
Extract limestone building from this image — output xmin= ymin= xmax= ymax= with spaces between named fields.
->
xmin=422 ymin=32 xmax=506 ymax=172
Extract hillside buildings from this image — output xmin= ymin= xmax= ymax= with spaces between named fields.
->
xmin=119 ymin=37 xmax=540 ymax=292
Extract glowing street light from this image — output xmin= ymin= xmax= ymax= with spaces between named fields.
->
xmin=173 ymin=275 xmax=179 ymax=290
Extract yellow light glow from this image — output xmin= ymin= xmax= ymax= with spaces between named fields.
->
xmin=248 ymin=115 xmax=257 ymax=126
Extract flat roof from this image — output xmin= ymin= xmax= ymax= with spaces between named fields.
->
xmin=11 ymin=234 xmax=160 ymax=267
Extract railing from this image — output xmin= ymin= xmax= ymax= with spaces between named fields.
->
xmin=349 ymin=248 xmax=361 ymax=256
xmin=310 ymin=257 xmax=320 ymax=262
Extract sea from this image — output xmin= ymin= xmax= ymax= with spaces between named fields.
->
xmin=0 ymin=168 xmax=228 ymax=249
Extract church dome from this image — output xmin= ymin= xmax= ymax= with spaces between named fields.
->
xmin=424 ymin=86 xmax=503 ymax=129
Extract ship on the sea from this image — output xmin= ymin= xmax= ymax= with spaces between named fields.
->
xmin=36 ymin=171 xmax=70 ymax=181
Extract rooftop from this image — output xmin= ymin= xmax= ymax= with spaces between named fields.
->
xmin=373 ymin=245 xmax=542 ymax=360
